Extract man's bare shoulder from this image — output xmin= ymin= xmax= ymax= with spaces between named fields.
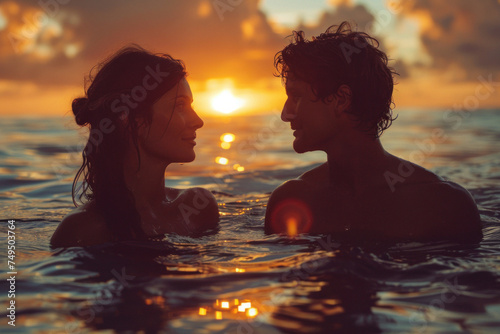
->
xmin=384 ymin=157 xmax=444 ymax=191
xmin=390 ymin=178 xmax=482 ymax=242
xmin=265 ymin=158 xmax=482 ymax=241
xmin=266 ymin=164 xmax=326 ymax=204
xmin=265 ymin=176 xmax=319 ymax=234
xmin=388 ymin=160 xmax=476 ymax=209
xmin=298 ymin=159 xmax=443 ymax=188
xmin=264 ymin=164 xmax=328 ymax=202
xmin=418 ymin=180 xmax=480 ymax=217
xmin=298 ymin=163 xmax=329 ymax=185
xmin=267 ymin=179 xmax=313 ymax=203
xmin=50 ymin=201 xmax=112 ymax=248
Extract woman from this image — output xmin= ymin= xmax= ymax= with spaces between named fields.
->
xmin=51 ymin=46 xmax=219 ymax=247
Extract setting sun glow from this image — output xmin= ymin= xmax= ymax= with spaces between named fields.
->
xmin=211 ymin=90 xmax=244 ymax=114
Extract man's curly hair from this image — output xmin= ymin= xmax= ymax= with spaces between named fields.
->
xmin=274 ymin=21 xmax=398 ymax=138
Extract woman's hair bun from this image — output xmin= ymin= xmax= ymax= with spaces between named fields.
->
xmin=72 ymin=97 xmax=90 ymax=125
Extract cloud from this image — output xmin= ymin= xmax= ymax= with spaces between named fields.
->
xmin=399 ymin=0 xmax=500 ymax=79
xmin=0 ymin=0 xmax=414 ymax=88
xmin=297 ymin=0 xmax=374 ymax=36
xmin=0 ymin=0 xmax=284 ymax=86
xmin=0 ymin=0 xmax=414 ymax=89
xmin=293 ymin=0 xmax=410 ymax=78
xmin=0 ymin=1 xmax=85 ymax=84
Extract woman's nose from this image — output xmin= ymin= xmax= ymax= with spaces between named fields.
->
xmin=192 ymin=109 xmax=204 ymax=129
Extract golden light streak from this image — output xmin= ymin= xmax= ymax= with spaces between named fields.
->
xmin=199 ymin=307 xmax=207 ymax=315
xmin=221 ymin=301 xmax=230 ymax=309
xmin=215 ymin=311 xmax=222 ymax=320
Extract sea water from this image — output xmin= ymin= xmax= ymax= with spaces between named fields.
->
xmin=0 ymin=109 xmax=499 ymax=333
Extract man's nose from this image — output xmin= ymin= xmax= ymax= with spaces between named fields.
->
xmin=281 ymin=104 xmax=297 ymax=122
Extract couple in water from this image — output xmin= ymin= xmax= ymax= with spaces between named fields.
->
xmin=51 ymin=22 xmax=482 ymax=247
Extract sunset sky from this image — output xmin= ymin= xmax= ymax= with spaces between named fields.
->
xmin=1 ymin=0 xmax=499 ymax=116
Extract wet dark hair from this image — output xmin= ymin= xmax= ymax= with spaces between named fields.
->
xmin=72 ymin=45 xmax=186 ymax=241
xmin=274 ymin=21 xmax=398 ymax=138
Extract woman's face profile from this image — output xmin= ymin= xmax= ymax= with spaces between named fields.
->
xmin=138 ymin=78 xmax=204 ymax=164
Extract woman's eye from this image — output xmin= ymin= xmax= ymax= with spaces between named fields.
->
xmin=176 ymin=101 xmax=187 ymax=109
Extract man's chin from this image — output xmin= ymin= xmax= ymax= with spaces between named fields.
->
xmin=293 ymin=138 xmax=323 ymax=154
xmin=293 ymin=140 xmax=308 ymax=154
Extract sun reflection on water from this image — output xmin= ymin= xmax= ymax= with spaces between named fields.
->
xmin=233 ymin=163 xmax=245 ymax=172
xmin=214 ymin=132 xmax=246 ymax=172
xmin=219 ymin=133 xmax=235 ymax=149
xmin=215 ymin=156 xmax=229 ymax=165
xmin=220 ymin=133 xmax=236 ymax=143
xmin=198 ymin=298 xmax=259 ymax=320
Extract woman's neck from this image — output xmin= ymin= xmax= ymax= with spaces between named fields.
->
xmin=123 ymin=149 xmax=169 ymax=206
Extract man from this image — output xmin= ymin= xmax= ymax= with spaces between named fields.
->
xmin=265 ymin=22 xmax=482 ymax=242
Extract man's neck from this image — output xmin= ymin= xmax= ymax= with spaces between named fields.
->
xmin=325 ymin=135 xmax=389 ymax=194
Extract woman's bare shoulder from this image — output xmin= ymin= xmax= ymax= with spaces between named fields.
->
xmin=50 ymin=201 xmax=112 ymax=248
xmin=172 ymin=187 xmax=218 ymax=207
xmin=170 ymin=187 xmax=220 ymax=232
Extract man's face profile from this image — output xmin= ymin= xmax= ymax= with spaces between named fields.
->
xmin=282 ymin=76 xmax=338 ymax=154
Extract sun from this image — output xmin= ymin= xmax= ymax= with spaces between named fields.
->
xmin=211 ymin=89 xmax=244 ymax=114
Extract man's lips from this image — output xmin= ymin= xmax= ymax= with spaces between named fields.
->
xmin=291 ymin=123 xmax=302 ymax=137
xmin=182 ymin=135 xmax=197 ymax=144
